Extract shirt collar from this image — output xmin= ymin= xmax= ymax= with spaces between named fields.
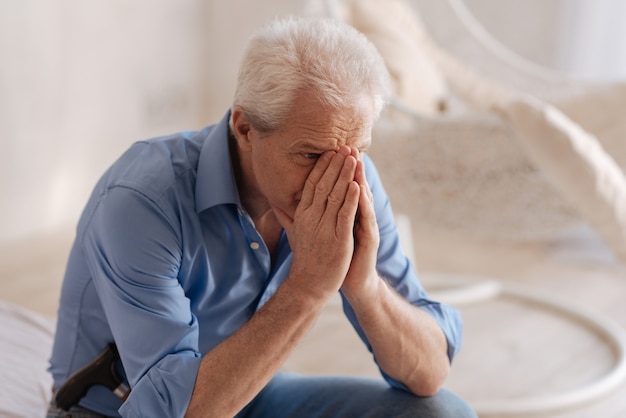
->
xmin=195 ymin=110 xmax=241 ymax=213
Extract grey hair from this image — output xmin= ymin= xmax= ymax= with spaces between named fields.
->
xmin=231 ymin=16 xmax=391 ymax=133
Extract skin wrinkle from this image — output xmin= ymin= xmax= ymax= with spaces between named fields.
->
xmin=46 ymin=16 xmax=470 ymax=418
xmin=240 ymin=95 xmax=373 ymax=219
xmin=284 ymin=118 xmax=372 ymax=160
xmin=184 ymin=17 xmax=455 ymax=413
xmin=187 ymin=92 xmax=451 ymax=417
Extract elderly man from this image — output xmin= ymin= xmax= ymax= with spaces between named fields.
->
xmin=48 ymin=16 xmax=475 ymax=418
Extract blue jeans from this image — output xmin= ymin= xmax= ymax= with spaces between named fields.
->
xmin=47 ymin=372 xmax=476 ymax=417
xmin=236 ymin=372 xmax=476 ymax=418
xmin=46 ymin=403 xmax=110 ymax=418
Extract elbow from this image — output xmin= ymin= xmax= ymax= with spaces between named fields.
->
xmin=410 ymin=380 xmax=443 ymax=398
xmin=406 ymin=359 xmax=450 ymax=397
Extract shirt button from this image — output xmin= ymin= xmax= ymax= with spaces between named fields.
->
xmin=250 ymin=242 xmax=260 ymax=250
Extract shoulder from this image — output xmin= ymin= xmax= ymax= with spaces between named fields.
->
xmin=78 ymin=128 xmax=214 ymax=235
xmin=121 ymin=132 xmax=203 ymax=196
xmin=94 ymin=129 xmax=210 ymax=205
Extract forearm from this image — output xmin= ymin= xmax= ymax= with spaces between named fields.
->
xmin=185 ymin=278 xmax=325 ymax=418
xmin=343 ymin=278 xmax=450 ymax=396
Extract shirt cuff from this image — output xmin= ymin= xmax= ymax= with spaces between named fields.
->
xmin=118 ymin=351 xmax=202 ymax=418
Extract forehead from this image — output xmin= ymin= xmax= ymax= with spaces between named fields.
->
xmin=280 ymin=99 xmax=374 ymax=151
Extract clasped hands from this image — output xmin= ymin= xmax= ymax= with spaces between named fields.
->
xmin=274 ymin=146 xmax=380 ymax=303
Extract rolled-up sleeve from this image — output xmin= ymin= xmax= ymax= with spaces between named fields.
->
xmin=81 ymin=186 xmax=201 ymax=417
xmin=341 ymin=156 xmax=463 ymax=389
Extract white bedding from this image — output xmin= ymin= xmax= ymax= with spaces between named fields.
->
xmin=0 ymin=301 xmax=55 ymax=418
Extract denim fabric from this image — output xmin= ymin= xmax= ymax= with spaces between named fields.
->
xmin=46 ymin=372 xmax=476 ymax=417
xmin=50 ymin=110 xmax=464 ymax=417
xmin=236 ymin=372 xmax=477 ymax=418
xmin=47 ymin=403 xmax=110 ymax=418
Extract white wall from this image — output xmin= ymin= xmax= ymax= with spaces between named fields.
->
xmin=3 ymin=0 xmax=624 ymax=247
xmin=461 ymin=0 xmax=563 ymax=73
xmin=554 ymin=0 xmax=626 ymax=81
xmin=0 ymin=0 xmax=302 ymax=246
xmin=462 ymin=0 xmax=626 ymax=81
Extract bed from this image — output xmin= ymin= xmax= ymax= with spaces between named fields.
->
xmin=0 ymin=301 xmax=55 ymax=417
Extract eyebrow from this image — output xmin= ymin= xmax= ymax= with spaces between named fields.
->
xmin=296 ymin=139 xmax=371 ymax=153
xmin=296 ymin=141 xmax=329 ymax=152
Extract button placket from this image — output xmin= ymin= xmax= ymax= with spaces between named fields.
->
xmin=237 ymin=206 xmax=270 ymax=273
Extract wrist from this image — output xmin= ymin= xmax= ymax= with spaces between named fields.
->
xmin=341 ymin=270 xmax=384 ymax=307
xmin=280 ymin=271 xmax=335 ymax=313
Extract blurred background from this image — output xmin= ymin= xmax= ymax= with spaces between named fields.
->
xmin=2 ymin=1 xmax=626 ymax=417
xmin=2 ymin=0 xmax=625 ymax=247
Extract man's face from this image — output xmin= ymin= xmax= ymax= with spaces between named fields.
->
xmin=248 ymin=95 xmax=374 ymax=220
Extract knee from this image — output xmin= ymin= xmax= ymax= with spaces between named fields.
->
xmin=408 ymin=388 xmax=477 ymax=418
xmin=385 ymin=387 xmax=476 ymax=418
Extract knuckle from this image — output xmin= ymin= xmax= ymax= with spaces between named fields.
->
xmin=314 ymin=182 xmax=330 ymax=196
xmin=336 ymin=210 xmax=351 ymax=226
xmin=326 ymin=191 xmax=343 ymax=206
xmin=303 ymin=178 xmax=316 ymax=193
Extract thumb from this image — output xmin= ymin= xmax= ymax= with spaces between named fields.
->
xmin=271 ymin=205 xmax=294 ymax=235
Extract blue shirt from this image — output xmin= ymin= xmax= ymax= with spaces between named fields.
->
xmin=49 ymin=111 xmax=463 ymax=418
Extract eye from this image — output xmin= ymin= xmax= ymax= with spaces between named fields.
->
xmin=302 ymin=153 xmax=322 ymax=160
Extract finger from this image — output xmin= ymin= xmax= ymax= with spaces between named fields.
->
xmin=350 ymin=147 xmax=360 ymax=162
xmin=309 ymin=147 xmax=351 ymax=213
xmin=299 ymin=151 xmax=335 ymax=210
xmin=353 ymin=159 xmax=373 ymax=203
xmin=272 ymin=205 xmax=294 ymax=234
xmin=353 ymin=183 xmax=378 ymax=252
xmin=336 ymin=181 xmax=360 ymax=237
xmin=358 ymin=183 xmax=375 ymax=219
xmin=324 ymin=154 xmax=358 ymax=217
xmin=354 ymin=158 xmax=365 ymax=186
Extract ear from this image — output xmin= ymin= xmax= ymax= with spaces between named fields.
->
xmin=231 ymin=106 xmax=253 ymax=152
